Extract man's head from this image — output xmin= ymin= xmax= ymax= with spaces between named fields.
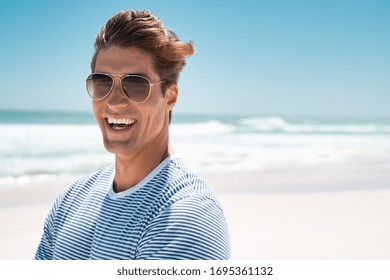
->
xmin=91 ymin=9 xmax=194 ymax=96
xmin=89 ymin=9 xmax=194 ymax=156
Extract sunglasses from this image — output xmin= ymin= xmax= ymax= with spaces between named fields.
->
xmin=86 ymin=73 xmax=165 ymax=103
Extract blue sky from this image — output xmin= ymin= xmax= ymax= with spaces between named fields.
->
xmin=0 ymin=0 xmax=389 ymax=117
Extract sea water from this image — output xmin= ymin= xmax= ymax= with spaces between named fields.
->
xmin=1 ymin=110 xmax=389 ymax=188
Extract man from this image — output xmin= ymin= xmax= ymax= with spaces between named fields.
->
xmin=34 ymin=9 xmax=230 ymax=260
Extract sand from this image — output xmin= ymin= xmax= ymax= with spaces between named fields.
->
xmin=1 ymin=164 xmax=389 ymax=260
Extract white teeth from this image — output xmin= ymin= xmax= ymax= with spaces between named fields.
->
xmin=107 ymin=118 xmax=136 ymax=125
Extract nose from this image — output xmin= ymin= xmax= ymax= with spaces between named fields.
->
xmin=107 ymin=78 xmax=129 ymax=110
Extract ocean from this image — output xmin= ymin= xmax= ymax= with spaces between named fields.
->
xmin=1 ymin=110 xmax=390 ymax=188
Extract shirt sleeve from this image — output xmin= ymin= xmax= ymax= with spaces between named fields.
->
xmin=134 ymin=195 xmax=230 ymax=260
xmin=33 ymin=204 xmax=56 ymax=260
xmin=33 ymin=176 xmax=88 ymax=260
xmin=33 ymin=186 xmax=68 ymax=260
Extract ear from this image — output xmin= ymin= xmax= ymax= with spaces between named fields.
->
xmin=165 ymin=84 xmax=178 ymax=111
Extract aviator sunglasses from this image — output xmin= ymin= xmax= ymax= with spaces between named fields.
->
xmin=86 ymin=73 xmax=165 ymax=103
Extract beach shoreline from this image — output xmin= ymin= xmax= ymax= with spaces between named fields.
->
xmin=1 ymin=164 xmax=389 ymax=260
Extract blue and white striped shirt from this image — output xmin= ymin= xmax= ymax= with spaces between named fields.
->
xmin=34 ymin=155 xmax=230 ymax=260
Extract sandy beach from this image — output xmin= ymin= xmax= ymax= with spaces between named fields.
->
xmin=1 ymin=164 xmax=390 ymax=260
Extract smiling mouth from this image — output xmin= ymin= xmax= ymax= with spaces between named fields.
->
xmin=106 ymin=118 xmax=137 ymax=130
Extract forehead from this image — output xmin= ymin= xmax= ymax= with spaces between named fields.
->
xmin=95 ymin=45 xmax=156 ymax=77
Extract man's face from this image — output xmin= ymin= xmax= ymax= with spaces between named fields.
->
xmin=93 ymin=45 xmax=176 ymax=156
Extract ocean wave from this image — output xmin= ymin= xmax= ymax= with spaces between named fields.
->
xmin=0 ymin=174 xmax=59 ymax=188
xmin=239 ymin=117 xmax=390 ymax=134
xmin=0 ymin=124 xmax=112 ymax=181
xmin=1 ymin=118 xmax=390 ymax=187
xmin=170 ymin=120 xmax=235 ymax=135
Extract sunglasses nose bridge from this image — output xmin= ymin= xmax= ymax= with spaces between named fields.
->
xmin=107 ymin=76 xmax=129 ymax=106
xmin=108 ymin=76 xmax=124 ymax=96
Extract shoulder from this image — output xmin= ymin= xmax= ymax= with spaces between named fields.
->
xmin=163 ymin=156 xmax=221 ymax=206
xmin=52 ymin=165 xmax=114 ymax=211
xmin=137 ymin=193 xmax=230 ymax=259
xmin=160 ymin=156 xmax=226 ymax=223
xmin=68 ymin=165 xmax=113 ymax=192
xmin=136 ymin=158 xmax=230 ymax=259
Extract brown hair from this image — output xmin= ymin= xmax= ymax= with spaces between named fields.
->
xmin=91 ymin=9 xmax=195 ymax=88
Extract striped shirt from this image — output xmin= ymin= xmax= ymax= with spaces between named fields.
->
xmin=34 ymin=155 xmax=230 ymax=260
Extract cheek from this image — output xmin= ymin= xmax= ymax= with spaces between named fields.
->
xmin=143 ymin=101 xmax=167 ymax=130
xmin=92 ymin=103 xmax=99 ymax=121
xmin=92 ymin=102 xmax=105 ymax=128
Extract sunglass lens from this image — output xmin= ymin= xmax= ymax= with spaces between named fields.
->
xmin=86 ymin=74 xmax=113 ymax=99
xmin=122 ymin=76 xmax=150 ymax=102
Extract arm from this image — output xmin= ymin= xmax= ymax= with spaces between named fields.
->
xmin=33 ymin=205 xmax=56 ymax=260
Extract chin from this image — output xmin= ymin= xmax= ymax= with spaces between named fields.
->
xmin=102 ymin=138 xmax=137 ymax=156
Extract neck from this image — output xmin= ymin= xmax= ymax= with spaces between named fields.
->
xmin=113 ymin=142 xmax=173 ymax=193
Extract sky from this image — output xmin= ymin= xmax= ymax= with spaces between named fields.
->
xmin=0 ymin=0 xmax=389 ymax=117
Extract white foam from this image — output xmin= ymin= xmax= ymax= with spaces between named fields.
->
xmin=172 ymin=132 xmax=390 ymax=172
xmin=239 ymin=117 xmax=288 ymax=132
xmin=1 ymin=119 xmax=390 ymax=186
xmin=170 ymin=120 xmax=234 ymax=135
xmin=0 ymin=124 xmax=112 ymax=180
xmin=239 ymin=117 xmax=390 ymax=134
